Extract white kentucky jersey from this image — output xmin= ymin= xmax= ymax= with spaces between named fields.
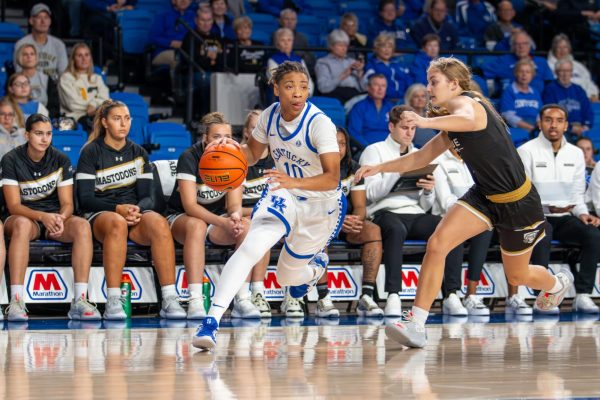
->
xmin=252 ymin=101 xmax=340 ymax=199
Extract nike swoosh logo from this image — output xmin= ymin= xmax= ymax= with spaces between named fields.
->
xmin=327 ymin=209 xmax=336 ymax=215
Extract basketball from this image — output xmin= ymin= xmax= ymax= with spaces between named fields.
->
xmin=198 ymin=142 xmax=248 ymax=191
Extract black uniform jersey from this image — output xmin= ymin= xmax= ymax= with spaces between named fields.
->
xmin=1 ymin=144 xmax=73 ymax=213
xmin=168 ymin=142 xmax=227 ymax=215
xmin=76 ymin=137 xmax=153 ymax=212
xmin=242 ymin=155 xmax=274 ymax=207
xmin=340 ymin=159 xmax=365 ymax=215
xmin=447 ymin=92 xmax=527 ymax=196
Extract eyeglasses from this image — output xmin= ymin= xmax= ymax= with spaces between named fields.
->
xmin=0 ymin=112 xmax=14 ymax=118
xmin=12 ymin=81 xmax=30 ymax=88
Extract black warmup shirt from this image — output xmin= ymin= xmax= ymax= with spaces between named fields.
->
xmin=76 ymin=137 xmax=153 ymax=212
xmin=242 ymin=155 xmax=274 ymax=208
xmin=447 ymin=92 xmax=527 ymax=196
xmin=168 ymin=142 xmax=227 ymax=215
xmin=339 ymin=159 xmax=365 ymax=215
xmin=1 ymin=144 xmax=73 ymax=213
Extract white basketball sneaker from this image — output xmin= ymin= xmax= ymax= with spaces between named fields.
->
xmin=357 ymin=294 xmax=384 ymax=317
xmin=506 ymin=294 xmax=533 ymax=315
xmin=232 ymin=296 xmax=261 ymax=318
xmin=385 ymin=311 xmax=427 ymax=348
xmin=6 ymin=295 xmax=28 ymax=322
xmin=281 ymin=293 xmax=304 ymax=317
xmin=187 ymin=296 xmax=207 ymax=319
xmin=442 ymin=293 xmax=468 ymax=316
xmin=316 ymin=294 xmax=339 ymax=318
xmin=463 ymin=295 xmax=490 ymax=316
xmin=535 ymin=270 xmax=574 ymax=312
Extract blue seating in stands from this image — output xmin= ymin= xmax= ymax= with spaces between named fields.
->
xmin=297 ymin=15 xmax=323 ymax=37
xmin=0 ymin=22 xmax=24 ymax=95
xmin=251 ymin=29 xmax=271 ymax=44
xmin=246 ymin=13 xmax=279 ymax=35
xmin=136 ymin=0 xmax=171 ymax=15
xmin=52 ymin=130 xmax=87 ymax=167
xmin=339 ymin=1 xmax=377 ymax=19
xmin=509 ymin=127 xmax=531 ymax=147
xmin=310 ymin=97 xmax=346 ymax=128
xmin=146 ymin=122 xmax=192 ymax=161
xmin=117 ymin=10 xmax=154 ymax=54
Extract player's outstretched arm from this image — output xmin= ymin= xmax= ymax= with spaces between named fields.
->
xmin=408 ymin=97 xmax=487 ymax=133
xmin=355 ymin=132 xmax=451 ymax=182
xmin=205 ymin=136 xmax=268 ymax=167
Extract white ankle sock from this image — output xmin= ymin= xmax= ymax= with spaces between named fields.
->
xmin=74 ymin=283 xmax=88 ymax=300
xmin=411 ymin=306 xmax=429 ymax=326
xmin=161 ymin=284 xmax=177 ymax=298
xmin=548 ymin=275 xmax=563 ymax=294
xmin=107 ymin=287 xmax=121 ymax=298
xmin=10 ymin=285 xmax=24 ymax=300
xmin=188 ymin=283 xmax=203 ymax=299
xmin=252 ymin=281 xmax=265 ymax=297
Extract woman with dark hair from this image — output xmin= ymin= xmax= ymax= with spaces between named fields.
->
xmin=315 ymin=127 xmax=385 ymax=318
xmin=76 ymin=100 xmax=186 ymax=320
xmin=2 ymin=113 xmax=100 ymax=321
xmin=167 ymin=111 xmax=259 ymax=320
xmin=7 ymin=73 xmax=49 ymax=120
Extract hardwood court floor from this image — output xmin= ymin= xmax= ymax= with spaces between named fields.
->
xmin=1 ymin=314 xmax=599 ymax=399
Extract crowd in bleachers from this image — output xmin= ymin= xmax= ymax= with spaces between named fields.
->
xmin=0 ymin=0 xmax=600 ymax=322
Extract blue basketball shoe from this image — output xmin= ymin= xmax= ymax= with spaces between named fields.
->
xmin=193 ymin=316 xmax=219 ymax=350
xmin=289 ymin=252 xmax=329 ymax=299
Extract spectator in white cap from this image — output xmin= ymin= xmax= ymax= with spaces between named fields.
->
xmin=14 ymin=3 xmax=68 ymax=81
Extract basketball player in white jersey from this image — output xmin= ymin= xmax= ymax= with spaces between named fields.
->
xmin=193 ymin=61 xmax=346 ymax=350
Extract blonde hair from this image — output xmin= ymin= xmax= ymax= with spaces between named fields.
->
xmin=86 ymin=99 xmax=129 ymax=145
xmin=233 ymin=15 xmax=252 ymax=32
xmin=426 ymin=57 xmax=504 ymax=126
xmin=513 ymin=58 xmax=536 ymax=77
xmin=201 ymin=111 xmax=230 ymax=134
xmin=0 ymin=96 xmax=25 ymax=129
xmin=242 ymin=109 xmax=261 ymax=144
xmin=66 ymin=43 xmax=94 ymax=82
xmin=373 ymin=32 xmax=395 ymax=50
xmin=404 ymin=83 xmax=427 ymax=108
xmin=15 ymin=43 xmax=37 ymax=69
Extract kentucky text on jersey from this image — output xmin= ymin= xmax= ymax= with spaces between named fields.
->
xmin=94 ymin=157 xmax=145 ymax=191
xmin=271 ymin=147 xmax=311 ymax=168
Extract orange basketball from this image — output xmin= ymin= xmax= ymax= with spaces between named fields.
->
xmin=198 ymin=143 xmax=247 ymax=191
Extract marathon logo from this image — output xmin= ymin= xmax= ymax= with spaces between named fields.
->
xmin=327 ymin=267 xmax=358 ymax=299
xmin=400 ymin=267 xmax=420 ymax=297
xmin=175 ymin=268 xmax=214 ymax=299
xmin=27 ymin=334 xmax=69 ymax=369
xmin=460 ymin=266 xmax=495 ymax=295
xmin=196 ymin=183 xmax=226 ymax=204
xmin=20 ymin=169 xmax=63 ymax=201
xmin=95 ymin=157 xmax=145 ymax=191
xmin=101 ymin=269 xmax=142 ymax=300
xmin=264 ymin=267 xmax=285 ymax=300
xmin=26 ymin=269 xmax=68 ymax=300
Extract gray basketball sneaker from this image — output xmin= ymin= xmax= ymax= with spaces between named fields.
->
xmin=385 ymin=311 xmax=427 ymax=348
xmin=535 ymin=270 xmax=574 ymax=312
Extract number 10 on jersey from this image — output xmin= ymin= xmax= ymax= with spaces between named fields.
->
xmin=284 ymin=162 xmax=304 ymax=178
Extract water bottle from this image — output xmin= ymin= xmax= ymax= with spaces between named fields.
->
xmin=202 ymin=276 xmax=211 ymax=312
xmin=120 ymin=274 xmax=132 ymax=318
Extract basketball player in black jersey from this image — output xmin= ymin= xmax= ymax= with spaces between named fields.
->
xmin=2 ymin=114 xmax=100 ymax=321
xmin=76 ymin=100 xmax=186 ymax=320
xmin=356 ymin=57 xmax=574 ymax=348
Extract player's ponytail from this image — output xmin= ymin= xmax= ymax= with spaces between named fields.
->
xmin=86 ymin=99 xmax=128 ymax=146
xmin=426 ymin=57 xmax=506 ymax=127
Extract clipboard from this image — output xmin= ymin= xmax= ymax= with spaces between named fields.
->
xmin=391 ymin=164 xmax=438 ymax=192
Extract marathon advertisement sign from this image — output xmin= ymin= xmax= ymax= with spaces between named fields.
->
xmin=264 ymin=266 xmax=285 ymax=301
xmin=460 ymin=265 xmax=496 ymax=296
xmin=375 ymin=264 xmax=443 ymax=300
xmin=88 ymin=267 xmax=157 ymax=303
xmin=0 ymin=274 xmax=7 ymax=304
xmin=25 ymin=267 xmax=73 ymax=302
xmin=175 ymin=265 xmax=215 ymax=299
xmin=308 ymin=266 xmax=362 ymax=301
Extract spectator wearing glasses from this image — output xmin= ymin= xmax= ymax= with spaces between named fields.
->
xmin=6 ymin=73 xmax=49 ymax=121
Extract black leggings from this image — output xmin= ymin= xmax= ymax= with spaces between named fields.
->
xmin=465 ymin=230 xmax=494 ymax=282
xmin=372 ymin=211 xmax=464 ymax=295
xmin=532 ymin=216 xmax=600 ymax=294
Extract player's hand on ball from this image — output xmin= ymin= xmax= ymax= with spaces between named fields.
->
xmin=264 ymin=169 xmax=297 ymax=190
xmin=205 ymin=137 xmax=241 ymax=152
xmin=354 ymin=165 xmax=382 ymax=183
